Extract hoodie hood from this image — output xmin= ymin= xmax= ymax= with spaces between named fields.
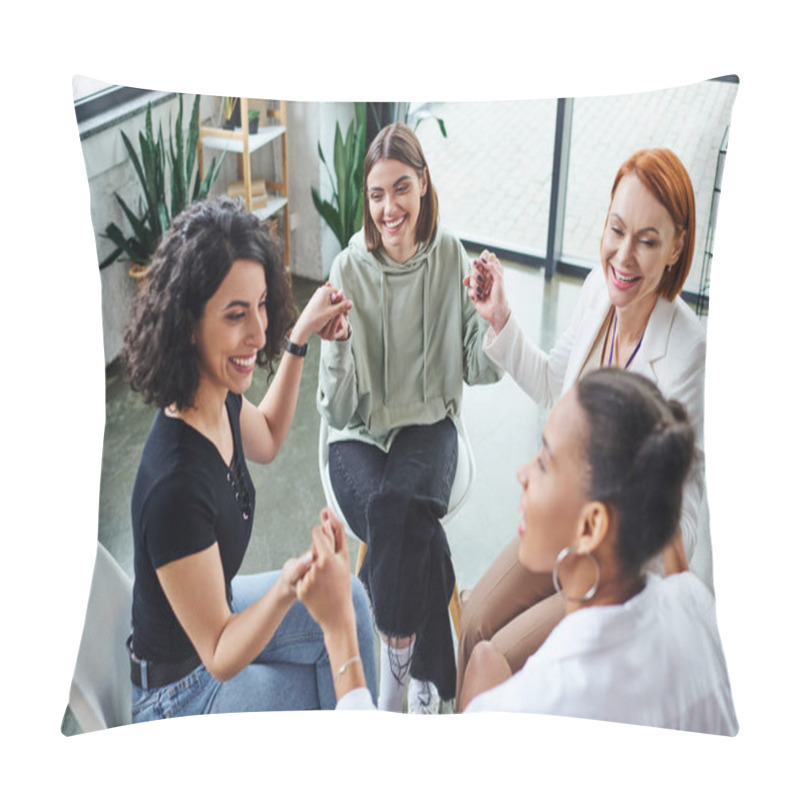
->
xmin=346 ymin=225 xmax=442 ymax=274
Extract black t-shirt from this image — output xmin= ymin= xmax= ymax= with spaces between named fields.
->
xmin=130 ymin=392 xmax=254 ymax=663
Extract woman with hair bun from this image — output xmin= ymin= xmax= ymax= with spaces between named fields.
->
xmin=296 ymin=369 xmax=738 ymax=735
xmin=124 ymin=196 xmax=377 ymax=722
xmin=457 ymin=148 xmax=710 ymax=709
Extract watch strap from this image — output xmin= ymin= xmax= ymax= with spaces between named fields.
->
xmin=285 ymin=338 xmax=308 ymax=357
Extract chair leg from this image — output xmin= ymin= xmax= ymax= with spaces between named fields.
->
xmin=356 ymin=541 xmax=367 ymax=576
xmin=449 ymin=577 xmax=461 ymax=638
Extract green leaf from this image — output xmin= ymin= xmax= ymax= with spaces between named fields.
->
xmin=312 ymin=188 xmax=348 ymax=249
xmin=311 ymin=101 xmax=368 ymax=248
xmin=114 ymin=193 xmax=155 ymax=252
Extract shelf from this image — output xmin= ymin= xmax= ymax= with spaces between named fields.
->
xmin=197 ymin=98 xmax=291 ymax=268
xmin=252 ymin=195 xmax=288 ymax=221
xmin=200 ymin=125 xmax=286 ymax=154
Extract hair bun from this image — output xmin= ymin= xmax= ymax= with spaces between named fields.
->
xmin=619 ymin=420 xmax=695 ymax=567
xmin=576 ymin=369 xmax=699 ymax=573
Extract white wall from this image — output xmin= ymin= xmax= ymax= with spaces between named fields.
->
xmin=285 ymin=100 xmax=354 ymax=281
xmin=78 ymin=93 xmax=354 ymax=365
xmin=79 ymin=91 xmax=179 ymax=365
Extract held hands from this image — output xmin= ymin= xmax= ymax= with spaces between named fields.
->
xmin=291 ymin=283 xmax=352 ymax=345
xmin=295 ymin=508 xmax=355 ymax=634
xmin=463 ymin=250 xmax=511 ymax=334
xmin=278 ymin=548 xmax=315 ymax=600
xmin=318 ymin=289 xmax=351 ymax=342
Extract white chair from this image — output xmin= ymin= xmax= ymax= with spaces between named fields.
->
xmin=69 ymin=542 xmax=133 ymax=732
xmin=318 ymin=416 xmax=475 ymax=635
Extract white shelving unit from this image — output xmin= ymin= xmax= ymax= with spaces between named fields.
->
xmin=197 ymin=98 xmax=290 ymax=267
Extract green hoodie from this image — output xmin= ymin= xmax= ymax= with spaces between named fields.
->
xmin=317 ymin=226 xmax=503 ymax=451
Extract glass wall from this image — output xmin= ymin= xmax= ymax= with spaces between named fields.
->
xmin=416 ymin=99 xmax=557 ymax=256
xmin=564 ymin=81 xmax=738 ymax=294
xmin=413 ymin=79 xmax=737 ymax=305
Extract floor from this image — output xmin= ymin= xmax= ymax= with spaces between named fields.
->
xmin=62 ymin=257 xmax=585 ymax=734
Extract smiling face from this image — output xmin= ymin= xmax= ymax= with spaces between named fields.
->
xmin=600 ymin=172 xmax=686 ymax=317
xmin=516 ymin=389 xmax=592 ymax=573
xmin=192 ymin=258 xmax=268 ymax=402
xmin=366 ymin=158 xmax=428 ymax=264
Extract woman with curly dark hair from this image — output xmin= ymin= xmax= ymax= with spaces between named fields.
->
xmin=124 ymin=196 xmax=377 ymax=721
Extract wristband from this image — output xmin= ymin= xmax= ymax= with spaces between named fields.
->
xmin=284 ymin=338 xmax=308 ymax=357
xmin=335 ymin=656 xmax=362 ymax=683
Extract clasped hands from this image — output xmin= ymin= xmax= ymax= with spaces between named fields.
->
xmin=463 ymin=250 xmax=511 ymax=334
xmin=281 ymin=507 xmax=354 ymax=634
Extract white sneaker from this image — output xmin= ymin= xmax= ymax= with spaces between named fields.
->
xmin=407 ymin=678 xmax=440 ymax=714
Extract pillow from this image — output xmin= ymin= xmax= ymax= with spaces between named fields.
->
xmin=67 ymin=77 xmax=737 ymax=734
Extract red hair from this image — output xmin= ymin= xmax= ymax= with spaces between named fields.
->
xmin=610 ymin=149 xmax=696 ymax=301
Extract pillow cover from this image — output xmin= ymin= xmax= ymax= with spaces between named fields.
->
xmin=66 ymin=77 xmax=738 ymax=736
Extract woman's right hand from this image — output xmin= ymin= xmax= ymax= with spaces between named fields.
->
xmin=296 ymin=509 xmax=355 ymax=635
xmin=463 ymin=250 xmax=511 ymax=334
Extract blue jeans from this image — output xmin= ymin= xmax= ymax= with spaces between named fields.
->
xmin=131 ymin=571 xmax=377 ymax=722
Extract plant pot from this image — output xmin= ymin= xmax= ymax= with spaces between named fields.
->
xmin=248 ymin=114 xmax=259 ymax=134
xmin=129 ymin=262 xmax=150 ymax=291
xmin=222 ymin=98 xmax=241 ymax=129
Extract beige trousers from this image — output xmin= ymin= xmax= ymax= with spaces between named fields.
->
xmin=455 ymin=536 xmax=566 ymax=710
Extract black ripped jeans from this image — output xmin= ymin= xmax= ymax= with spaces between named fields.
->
xmin=328 ymin=417 xmax=458 ymax=700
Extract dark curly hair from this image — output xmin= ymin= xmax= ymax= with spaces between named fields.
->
xmin=576 ymin=369 xmax=696 ymax=574
xmin=122 ymin=196 xmax=296 ymax=410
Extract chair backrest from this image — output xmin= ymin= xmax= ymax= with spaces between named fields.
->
xmin=442 ymin=416 xmax=475 ymax=524
xmin=69 ymin=542 xmax=133 ymax=732
xmin=318 ymin=416 xmax=476 ymax=535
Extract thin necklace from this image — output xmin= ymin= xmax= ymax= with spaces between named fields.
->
xmin=608 ymin=313 xmax=644 ymax=369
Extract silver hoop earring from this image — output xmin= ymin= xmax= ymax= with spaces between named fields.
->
xmin=552 ymin=546 xmax=600 ymax=602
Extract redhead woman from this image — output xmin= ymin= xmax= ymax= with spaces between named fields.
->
xmin=124 ymin=196 xmax=377 ymax=721
xmin=317 ymin=123 xmax=502 ymax=713
xmin=456 ymin=148 xmax=709 ymax=710
xmin=296 ymin=369 xmax=738 ymax=735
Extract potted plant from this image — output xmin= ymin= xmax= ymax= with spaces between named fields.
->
xmin=100 ymin=94 xmax=224 ymax=286
xmin=248 ymin=108 xmax=260 ymax=134
xmin=368 ymin=101 xmax=448 ymax=139
xmin=311 ymin=102 xmax=367 ymax=250
xmin=222 ymin=96 xmax=240 ymax=129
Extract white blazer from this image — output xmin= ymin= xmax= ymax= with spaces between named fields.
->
xmin=483 ymin=267 xmax=712 ymax=588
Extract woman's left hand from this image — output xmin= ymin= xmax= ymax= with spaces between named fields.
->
xmin=318 ymin=312 xmax=351 ymax=342
xmin=291 ymin=283 xmax=352 ymax=345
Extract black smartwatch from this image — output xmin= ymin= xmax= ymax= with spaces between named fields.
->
xmin=284 ymin=337 xmax=308 ymax=357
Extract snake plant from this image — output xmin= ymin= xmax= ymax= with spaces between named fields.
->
xmin=100 ymin=94 xmax=224 ymax=269
xmin=311 ymin=102 xmax=367 ymax=251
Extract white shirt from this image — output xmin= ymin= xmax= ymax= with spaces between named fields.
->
xmin=337 ymin=573 xmax=738 ymax=736
xmin=465 ymin=572 xmax=737 ymax=735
